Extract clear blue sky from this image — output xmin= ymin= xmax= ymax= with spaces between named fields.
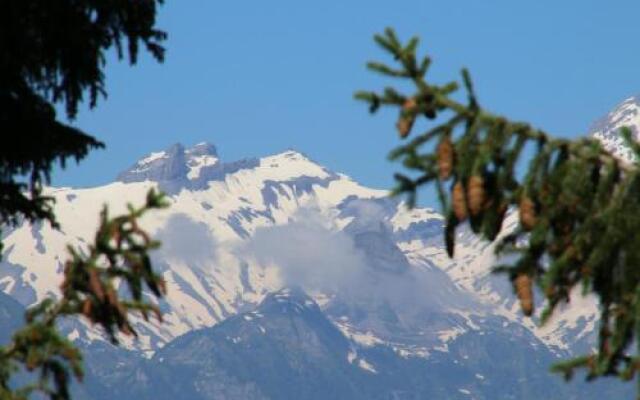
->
xmin=57 ymin=0 xmax=640 ymax=203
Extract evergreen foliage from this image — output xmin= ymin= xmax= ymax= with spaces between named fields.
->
xmin=356 ymin=28 xmax=640 ymax=393
xmin=0 ymin=0 xmax=166 ymax=235
xmin=0 ymin=1 xmax=167 ymax=398
xmin=0 ymin=190 xmax=168 ymax=399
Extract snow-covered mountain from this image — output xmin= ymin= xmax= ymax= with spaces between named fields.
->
xmin=0 ymin=110 xmax=637 ymax=397
xmin=2 ymin=142 xmax=492 ymax=357
xmin=591 ymin=95 xmax=640 ymax=162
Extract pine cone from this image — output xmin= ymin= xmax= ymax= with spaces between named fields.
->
xmin=519 ymin=196 xmax=537 ymax=230
xmin=61 ymin=347 xmax=79 ymax=361
xmin=106 ymin=288 xmax=118 ymax=306
xmin=151 ymin=305 xmax=163 ymax=322
xmin=467 ymin=176 xmax=485 ymax=216
xmin=403 ymin=97 xmax=416 ymax=110
xmin=29 ymin=330 xmax=42 ymax=342
xmin=116 ymin=301 xmax=128 ymax=319
xmin=498 ymin=202 xmax=508 ymax=219
xmin=396 ymin=117 xmax=415 ymax=138
xmin=452 ymin=181 xmax=468 ymax=221
xmin=82 ymin=299 xmax=93 ymax=318
xmin=88 ymin=269 xmax=105 ymax=301
xmin=396 ymin=98 xmax=417 ymax=138
xmin=436 ymin=136 xmax=454 ymax=179
xmin=26 ymin=353 xmax=38 ymax=371
xmin=120 ymin=323 xmax=133 ymax=336
xmin=514 ymin=273 xmax=534 ymax=316
xmin=157 ymin=277 xmax=167 ymax=295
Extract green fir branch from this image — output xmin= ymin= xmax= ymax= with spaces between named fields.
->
xmin=356 ymin=27 xmax=640 ymax=393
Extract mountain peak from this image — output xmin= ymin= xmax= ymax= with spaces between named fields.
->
xmin=590 ymin=95 xmax=640 ymax=162
xmin=115 ymin=142 xmax=334 ymax=192
xmin=266 ymin=149 xmax=314 ymax=165
xmin=117 ymin=141 xmax=258 ymax=190
xmin=186 ymin=142 xmax=218 ymax=157
xmin=260 ymin=287 xmax=320 ymax=314
xmin=117 ymin=142 xmax=191 ymax=184
xmin=184 ymin=142 xmax=219 ymax=180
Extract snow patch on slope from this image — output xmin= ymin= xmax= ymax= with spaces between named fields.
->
xmin=591 ymin=95 xmax=640 ymax=163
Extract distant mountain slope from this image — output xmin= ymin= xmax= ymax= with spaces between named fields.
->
xmin=84 ymin=288 xmax=629 ymax=400
xmin=99 ymin=289 xmax=549 ymax=399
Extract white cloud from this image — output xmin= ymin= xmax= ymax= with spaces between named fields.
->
xmin=238 ymin=207 xmax=367 ymax=291
xmin=154 ymin=213 xmax=218 ymax=268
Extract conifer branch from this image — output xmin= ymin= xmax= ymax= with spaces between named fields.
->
xmin=357 ymin=27 xmax=640 ymax=391
xmin=0 ymin=189 xmax=168 ymax=399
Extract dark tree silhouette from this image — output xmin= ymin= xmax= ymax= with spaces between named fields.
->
xmin=0 ymin=1 xmax=168 ymax=398
xmin=0 ymin=0 xmax=166 ymax=230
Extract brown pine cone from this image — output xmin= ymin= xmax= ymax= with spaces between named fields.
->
xmin=519 ymin=196 xmax=537 ymax=231
xmin=150 ymin=305 xmax=163 ymax=322
xmin=26 ymin=353 xmax=38 ymax=371
xmin=497 ymin=202 xmax=508 ymax=219
xmin=396 ymin=98 xmax=417 ymax=138
xmin=467 ymin=175 xmax=485 ymax=216
xmin=106 ymin=288 xmax=118 ymax=306
xmin=514 ymin=273 xmax=534 ymax=316
xmin=61 ymin=347 xmax=80 ymax=360
xmin=157 ymin=277 xmax=167 ymax=295
xmin=88 ymin=269 xmax=105 ymax=301
xmin=120 ymin=323 xmax=134 ymax=336
xmin=396 ymin=117 xmax=414 ymax=138
xmin=82 ymin=299 xmax=93 ymax=318
xmin=452 ymin=182 xmax=468 ymax=221
xmin=436 ymin=136 xmax=454 ymax=179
